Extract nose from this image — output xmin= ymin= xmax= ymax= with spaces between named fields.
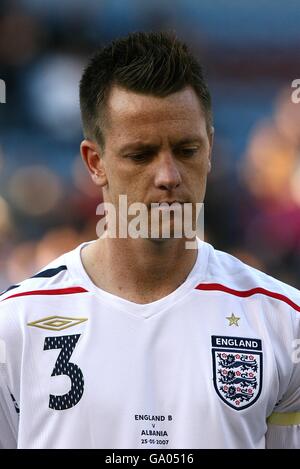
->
xmin=154 ymin=152 xmax=182 ymax=191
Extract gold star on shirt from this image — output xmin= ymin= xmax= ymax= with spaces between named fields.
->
xmin=226 ymin=313 xmax=240 ymax=326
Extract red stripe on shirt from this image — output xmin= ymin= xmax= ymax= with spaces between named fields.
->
xmin=1 ymin=287 xmax=88 ymax=302
xmin=195 ymin=283 xmax=300 ymax=312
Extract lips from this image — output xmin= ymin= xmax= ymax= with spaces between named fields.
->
xmin=158 ymin=201 xmax=180 ymax=205
xmin=147 ymin=202 xmax=186 ymax=212
xmin=151 ymin=201 xmax=184 ymax=205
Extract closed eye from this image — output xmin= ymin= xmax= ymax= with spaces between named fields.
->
xmin=127 ymin=151 xmax=154 ymax=163
xmin=178 ymin=147 xmax=199 ymax=157
xmin=126 ymin=146 xmax=199 ymax=162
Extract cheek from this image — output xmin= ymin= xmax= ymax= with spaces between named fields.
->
xmin=106 ymin=167 xmax=147 ymax=202
xmin=185 ymin=162 xmax=209 ymax=196
xmin=186 ymin=158 xmax=209 ymax=181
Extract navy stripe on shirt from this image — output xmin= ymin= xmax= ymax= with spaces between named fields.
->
xmin=0 ymin=265 xmax=67 ymax=296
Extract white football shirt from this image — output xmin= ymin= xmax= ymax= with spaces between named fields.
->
xmin=0 ymin=239 xmax=299 ymax=448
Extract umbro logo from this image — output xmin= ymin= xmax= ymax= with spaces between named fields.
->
xmin=27 ymin=316 xmax=88 ymax=331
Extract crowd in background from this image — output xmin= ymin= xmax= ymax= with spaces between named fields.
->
xmin=1 ymin=0 xmax=300 ymax=290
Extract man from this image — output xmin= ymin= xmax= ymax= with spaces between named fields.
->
xmin=0 ymin=32 xmax=299 ymax=449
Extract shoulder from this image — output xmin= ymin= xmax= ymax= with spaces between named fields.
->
xmin=202 ymin=242 xmax=300 ymax=318
xmin=0 ymin=245 xmax=89 ymax=330
xmin=1 ymin=252 xmax=73 ymax=302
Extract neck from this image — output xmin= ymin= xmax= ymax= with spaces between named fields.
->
xmin=81 ymin=236 xmax=198 ymax=304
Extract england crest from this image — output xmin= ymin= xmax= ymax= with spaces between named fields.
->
xmin=211 ymin=336 xmax=263 ymax=410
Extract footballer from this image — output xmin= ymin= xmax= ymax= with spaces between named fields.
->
xmin=0 ymin=32 xmax=299 ymax=449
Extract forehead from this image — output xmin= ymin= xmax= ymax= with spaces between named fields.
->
xmin=104 ymin=86 xmax=207 ymax=140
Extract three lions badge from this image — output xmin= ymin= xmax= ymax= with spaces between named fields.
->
xmin=212 ymin=336 xmax=263 ymax=410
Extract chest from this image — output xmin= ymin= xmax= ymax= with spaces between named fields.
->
xmin=21 ymin=294 xmax=278 ymax=420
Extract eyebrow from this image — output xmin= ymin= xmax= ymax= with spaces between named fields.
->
xmin=173 ymin=137 xmax=204 ymax=147
xmin=118 ymin=142 xmax=159 ymax=155
xmin=118 ymin=136 xmax=204 ymax=154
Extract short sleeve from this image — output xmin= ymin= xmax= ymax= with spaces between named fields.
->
xmin=266 ymin=310 xmax=300 ymax=449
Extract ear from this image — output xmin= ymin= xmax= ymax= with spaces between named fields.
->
xmin=207 ymin=126 xmax=214 ymax=173
xmin=80 ymin=139 xmax=108 ymax=187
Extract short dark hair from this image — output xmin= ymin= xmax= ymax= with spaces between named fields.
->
xmin=79 ymin=31 xmax=212 ymax=146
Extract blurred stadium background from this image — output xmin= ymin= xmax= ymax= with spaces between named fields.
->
xmin=0 ymin=0 xmax=300 ymax=291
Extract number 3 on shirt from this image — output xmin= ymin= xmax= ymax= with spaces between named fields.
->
xmin=44 ymin=334 xmax=84 ymax=410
